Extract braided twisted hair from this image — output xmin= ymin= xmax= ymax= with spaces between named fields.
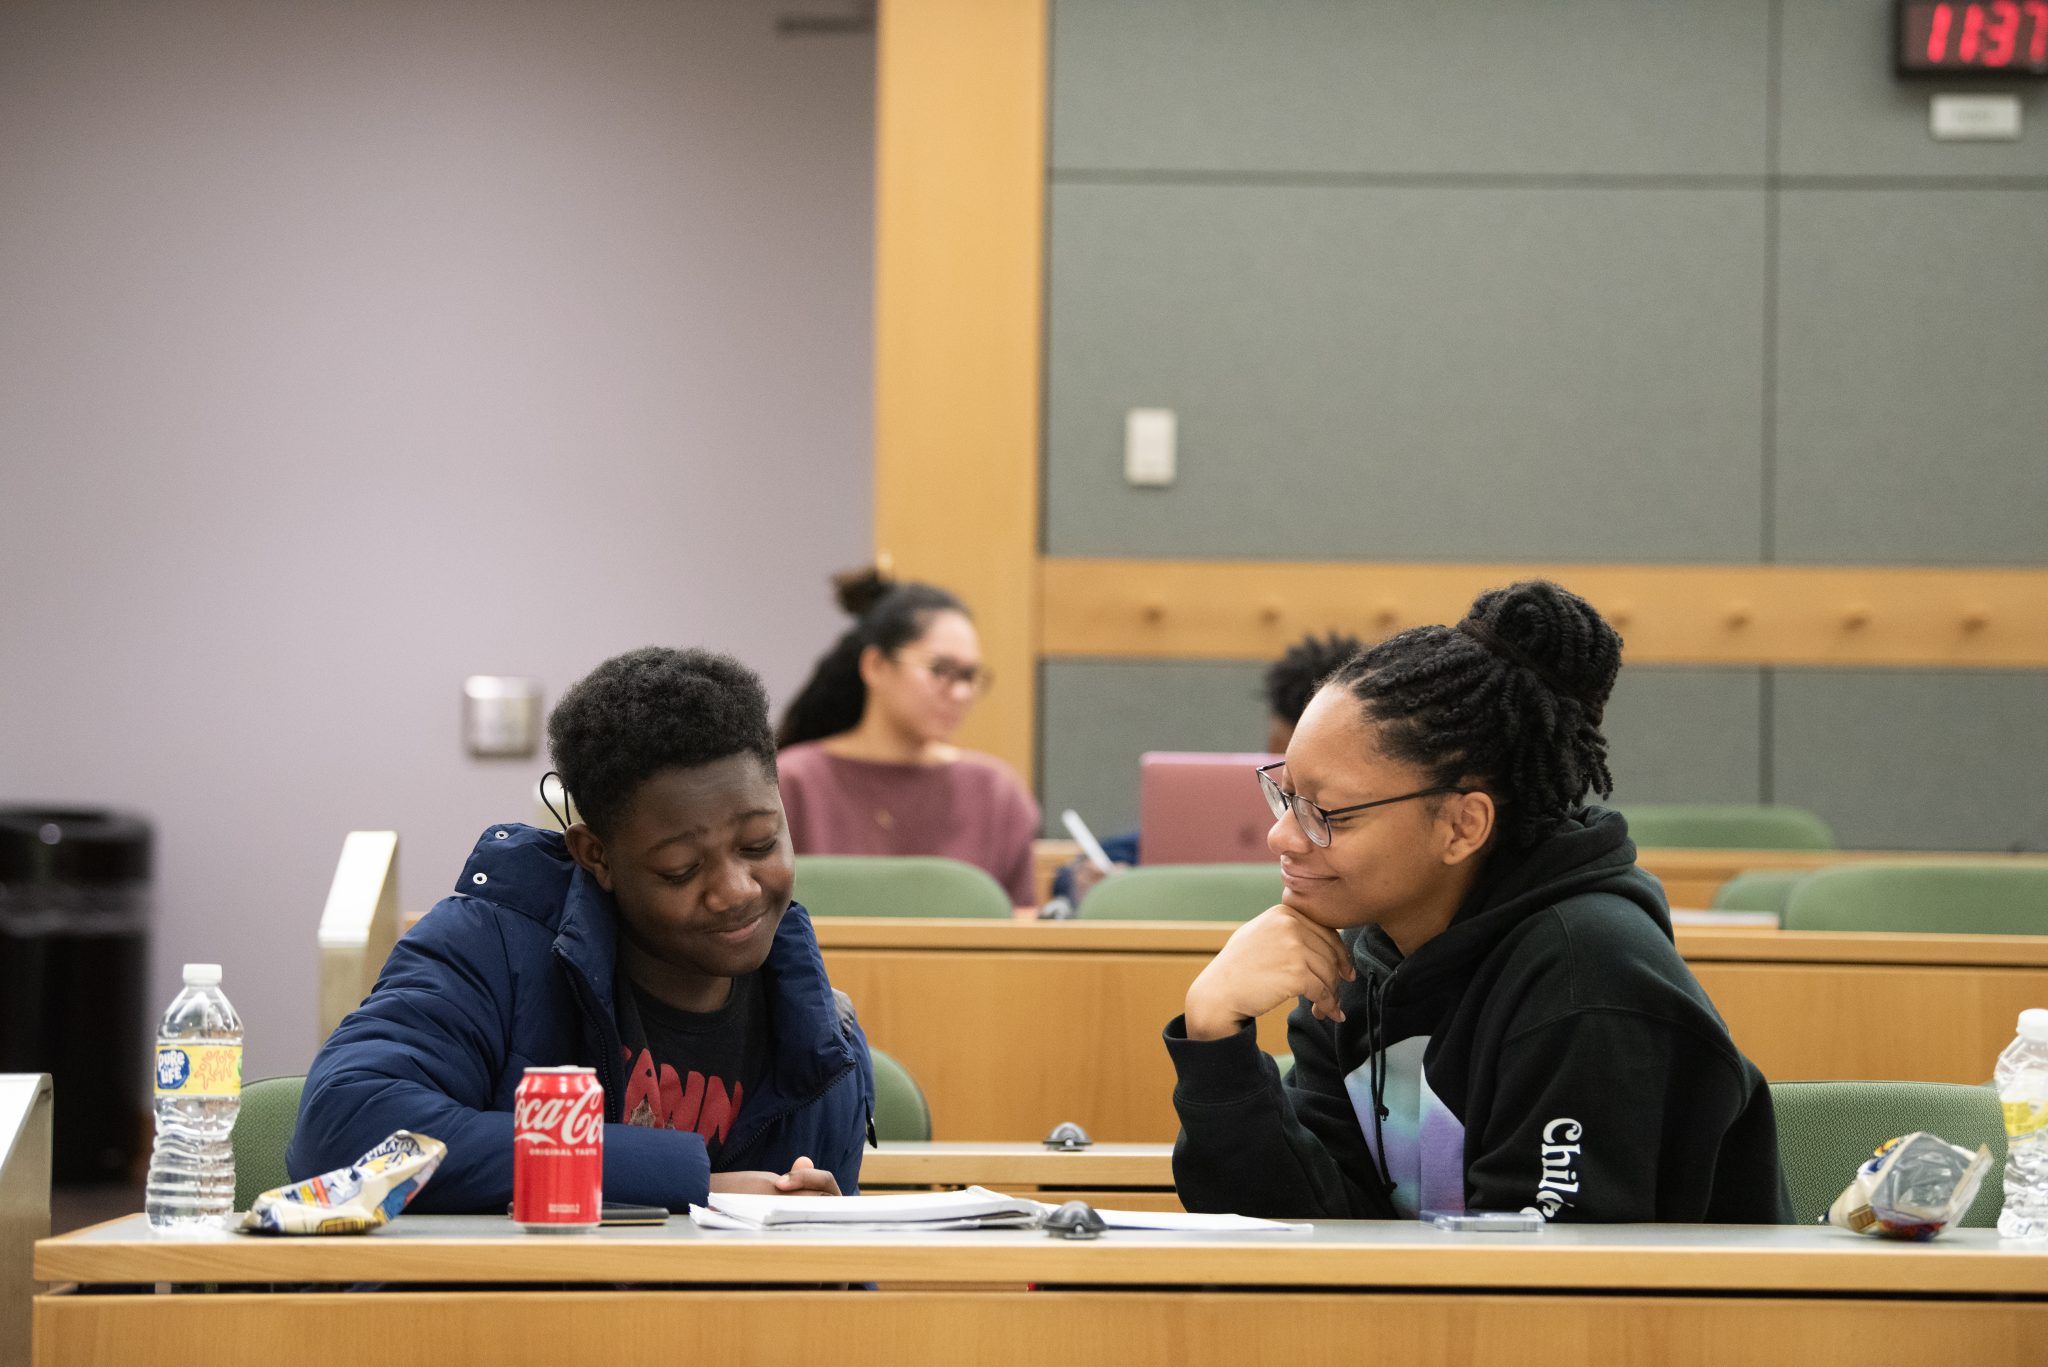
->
xmin=775 ymin=566 xmax=968 ymax=748
xmin=1327 ymin=580 xmax=1623 ymax=849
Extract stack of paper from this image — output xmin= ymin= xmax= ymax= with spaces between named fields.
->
xmin=692 ymin=1186 xmax=1042 ymax=1232
xmin=688 ymin=1186 xmax=1311 ymax=1235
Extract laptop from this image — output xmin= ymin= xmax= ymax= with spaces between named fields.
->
xmin=1138 ymin=751 xmax=1283 ymax=865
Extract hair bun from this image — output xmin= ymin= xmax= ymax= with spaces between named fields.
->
xmin=1462 ymin=580 xmax=1622 ymax=718
xmin=831 ymin=564 xmax=897 ymax=619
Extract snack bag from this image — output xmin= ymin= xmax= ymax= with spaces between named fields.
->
xmin=1826 ymin=1131 xmax=1991 ymax=1240
xmin=239 ymin=1130 xmax=447 ymax=1235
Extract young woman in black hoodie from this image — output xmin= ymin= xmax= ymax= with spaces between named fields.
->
xmin=1165 ymin=581 xmax=1792 ymax=1223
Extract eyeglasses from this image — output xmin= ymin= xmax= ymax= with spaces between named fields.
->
xmin=895 ymin=652 xmax=993 ymax=697
xmin=1255 ymin=762 xmax=1467 ymax=849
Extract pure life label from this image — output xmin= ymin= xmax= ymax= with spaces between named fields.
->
xmin=155 ymin=1044 xmax=242 ymax=1097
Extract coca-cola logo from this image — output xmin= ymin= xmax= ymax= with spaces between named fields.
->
xmin=515 ymin=1086 xmax=604 ymax=1146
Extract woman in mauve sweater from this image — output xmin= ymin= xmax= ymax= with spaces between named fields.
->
xmin=775 ymin=567 xmax=1038 ymax=906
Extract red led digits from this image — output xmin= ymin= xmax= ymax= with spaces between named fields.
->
xmin=1929 ymin=2 xmax=1953 ymax=59
xmin=1904 ymin=0 xmax=2048 ymax=70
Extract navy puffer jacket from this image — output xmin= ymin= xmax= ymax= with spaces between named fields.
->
xmin=288 ymin=824 xmax=873 ymax=1212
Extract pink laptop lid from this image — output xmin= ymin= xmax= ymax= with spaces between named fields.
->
xmin=1139 ymin=751 xmax=1282 ymax=866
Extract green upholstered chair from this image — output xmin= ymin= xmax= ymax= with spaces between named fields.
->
xmin=870 ymin=1048 xmax=933 ymax=1142
xmin=231 ymin=1074 xmax=307 ymax=1211
xmin=1711 ymin=869 xmax=1812 ymax=917
xmin=1617 ymin=804 xmax=1835 ymax=851
xmin=793 ymin=855 xmax=1013 ymax=918
xmin=1079 ymin=864 xmax=1283 ymax=921
xmin=1783 ymin=862 xmax=2048 ymax=935
xmin=1769 ymin=1079 xmax=2006 ymax=1227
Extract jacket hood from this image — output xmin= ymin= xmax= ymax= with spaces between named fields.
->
xmin=1354 ymin=805 xmax=1667 ymax=1000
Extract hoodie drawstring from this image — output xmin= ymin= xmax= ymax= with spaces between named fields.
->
xmin=1363 ymin=971 xmax=1394 ymax=1196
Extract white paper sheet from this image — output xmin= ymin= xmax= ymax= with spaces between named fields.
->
xmin=1057 ymin=1206 xmax=1310 ymax=1234
xmin=701 ymin=1185 xmax=1039 ymax=1229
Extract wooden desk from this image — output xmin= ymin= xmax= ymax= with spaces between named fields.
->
xmin=1639 ymin=847 xmax=2048 ymax=909
xmin=820 ymin=920 xmax=2048 ymax=1141
xmin=34 ymin=1215 xmax=2048 ymax=1367
xmin=861 ymin=1141 xmax=1178 ymax=1210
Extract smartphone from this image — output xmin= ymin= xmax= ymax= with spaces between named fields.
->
xmin=1427 ymin=1210 xmax=1543 ymax=1233
xmin=600 ymin=1203 xmax=671 ymax=1226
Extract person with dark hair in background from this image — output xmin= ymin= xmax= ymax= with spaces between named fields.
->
xmin=1052 ymin=630 xmax=1366 ymax=907
xmin=1260 ymin=631 xmax=1365 ymax=755
xmin=290 ymin=647 xmax=874 ymax=1213
xmin=776 ymin=566 xmax=1039 ymax=906
xmin=1166 ymin=581 xmax=1791 ymax=1224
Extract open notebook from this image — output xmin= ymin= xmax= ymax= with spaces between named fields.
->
xmin=690 ymin=1186 xmax=1307 ymax=1234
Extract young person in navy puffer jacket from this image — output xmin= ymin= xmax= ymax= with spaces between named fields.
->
xmin=290 ymin=647 xmax=874 ymax=1213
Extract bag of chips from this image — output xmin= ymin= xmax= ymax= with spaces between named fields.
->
xmin=1826 ymin=1131 xmax=1991 ymax=1240
xmin=239 ymin=1130 xmax=447 ymax=1235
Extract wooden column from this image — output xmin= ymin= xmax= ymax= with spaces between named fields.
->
xmin=872 ymin=0 xmax=1048 ymax=779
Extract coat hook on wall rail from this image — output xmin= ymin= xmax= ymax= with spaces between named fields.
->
xmin=1373 ymin=601 xmax=1401 ymax=628
xmin=1257 ymin=600 xmax=1284 ymax=625
xmin=1724 ymin=602 xmax=1752 ymax=629
xmin=1140 ymin=599 xmax=1166 ymax=624
xmin=1961 ymin=607 xmax=1991 ymax=632
xmin=1607 ymin=601 xmax=1635 ymax=629
xmin=1842 ymin=602 xmax=1872 ymax=630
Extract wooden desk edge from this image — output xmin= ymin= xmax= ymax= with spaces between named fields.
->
xmin=34 ymin=1224 xmax=2048 ymax=1296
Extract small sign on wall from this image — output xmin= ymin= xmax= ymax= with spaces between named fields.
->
xmin=1929 ymin=91 xmax=2024 ymax=137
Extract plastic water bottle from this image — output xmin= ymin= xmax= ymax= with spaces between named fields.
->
xmin=144 ymin=964 xmax=243 ymax=1229
xmin=1996 ymin=1007 xmax=2048 ymax=1239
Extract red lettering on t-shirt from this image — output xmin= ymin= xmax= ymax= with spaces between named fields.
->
xmin=618 ymin=1048 xmax=743 ymax=1146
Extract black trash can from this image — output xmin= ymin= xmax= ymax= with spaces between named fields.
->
xmin=0 ymin=808 xmax=153 ymax=1183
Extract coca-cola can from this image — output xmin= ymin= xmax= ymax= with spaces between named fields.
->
xmin=513 ymin=1065 xmax=604 ymax=1231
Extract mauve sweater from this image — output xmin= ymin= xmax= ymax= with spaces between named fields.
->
xmin=776 ymin=742 xmax=1040 ymax=905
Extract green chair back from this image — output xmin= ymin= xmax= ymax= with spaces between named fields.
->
xmin=232 ymin=1074 xmax=307 ymax=1211
xmin=1711 ymin=869 xmax=1811 ymax=917
xmin=1618 ymin=804 xmax=1835 ymax=851
xmin=1273 ymin=1052 xmax=1294 ymax=1083
xmin=1079 ymin=864 xmax=1283 ymax=921
xmin=870 ymin=1048 xmax=933 ymax=1142
xmin=794 ymin=855 xmax=1013 ymax=918
xmin=1784 ymin=862 xmax=2048 ymax=935
xmin=1769 ymin=1079 xmax=2006 ymax=1227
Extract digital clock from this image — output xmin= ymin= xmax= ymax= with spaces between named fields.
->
xmin=1898 ymin=1 xmax=2048 ymax=75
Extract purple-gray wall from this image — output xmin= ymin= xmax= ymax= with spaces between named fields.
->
xmin=0 ymin=1 xmax=876 ymax=1078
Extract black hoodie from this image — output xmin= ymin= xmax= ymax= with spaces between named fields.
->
xmin=1164 ymin=808 xmax=1793 ymax=1223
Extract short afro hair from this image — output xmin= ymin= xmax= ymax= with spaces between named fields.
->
xmin=547 ymin=646 xmax=777 ymax=835
xmin=1263 ymin=632 xmax=1366 ymax=728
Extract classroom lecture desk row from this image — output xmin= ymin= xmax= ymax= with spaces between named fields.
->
xmin=34 ymin=1212 xmax=2048 ymax=1367
xmin=817 ymin=920 xmax=2048 ymax=1142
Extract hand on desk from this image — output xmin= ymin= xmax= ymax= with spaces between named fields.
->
xmin=1068 ymin=858 xmax=1129 ymax=902
xmin=1184 ymin=905 xmax=1355 ymax=1041
xmin=710 ymin=1156 xmax=842 ymax=1197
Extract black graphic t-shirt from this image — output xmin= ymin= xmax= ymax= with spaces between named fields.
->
xmin=617 ymin=972 xmax=772 ymax=1166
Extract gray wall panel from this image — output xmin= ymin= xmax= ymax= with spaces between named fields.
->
xmin=1045 ymin=183 xmax=1766 ymax=561
xmin=1603 ymin=668 xmax=1765 ymax=807
xmin=1775 ymin=191 xmax=2048 ymax=564
xmin=1773 ymin=671 xmax=2048 ymax=851
xmin=1780 ymin=0 xmax=2048 ymax=178
xmin=1040 ymin=659 xmax=1274 ymax=838
xmin=1051 ymin=0 xmax=1769 ymax=176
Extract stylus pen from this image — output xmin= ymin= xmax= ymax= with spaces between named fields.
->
xmin=1062 ymin=809 xmax=1117 ymax=874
